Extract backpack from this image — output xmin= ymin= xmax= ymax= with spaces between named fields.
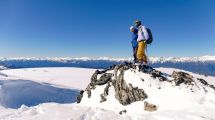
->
xmin=146 ymin=28 xmax=153 ymax=44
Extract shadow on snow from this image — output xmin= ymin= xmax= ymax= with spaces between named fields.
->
xmin=0 ymin=79 xmax=79 ymax=109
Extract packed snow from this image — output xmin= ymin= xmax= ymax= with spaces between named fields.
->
xmin=0 ymin=67 xmax=214 ymax=120
xmin=1 ymin=67 xmax=96 ymax=90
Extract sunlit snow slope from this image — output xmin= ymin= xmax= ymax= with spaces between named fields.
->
xmin=0 ymin=66 xmax=214 ymax=120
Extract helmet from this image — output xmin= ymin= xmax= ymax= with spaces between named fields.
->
xmin=135 ymin=20 xmax=141 ymax=27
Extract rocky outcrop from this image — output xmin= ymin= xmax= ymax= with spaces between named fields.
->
xmin=139 ymin=66 xmax=167 ymax=82
xmin=77 ymin=63 xmax=148 ymax=105
xmin=172 ymin=71 xmax=194 ymax=86
xmin=112 ymin=64 xmax=148 ymax=105
xmin=96 ymin=73 xmax=113 ymax=85
xmin=84 ymin=70 xmax=113 ymax=99
xmin=170 ymin=71 xmax=215 ymax=90
xmin=77 ymin=90 xmax=84 ymax=103
xmin=197 ymin=78 xmax=215 ymax=91
xmin=77 ymin=62 xmax=215 ymax=114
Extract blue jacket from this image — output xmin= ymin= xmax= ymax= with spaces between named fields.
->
xmin=131 ymin=29 xmax=138 ymax=49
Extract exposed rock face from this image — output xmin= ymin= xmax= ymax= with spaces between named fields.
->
xmin=112 ymin=64 xmax=148 ymax=105
xmin=96 ymin=73 xmax=113 ymax=85
xmin=151 ymin=70 xmax=162 ymax=78
xmin=139 ymin=66 xmax=167 ymax=82
xmin=77 ymin=63 xmax=148 ymax=105
xmin=84 ymin=70 xmax=113 ymax=99
xmin=172 ymin=71 xmax=194 ymax=86
xmin=170 ymin=71 xmax=215 ymax=90
xmin=210 ymin=85 xmax=215 ymax=90
xmin=104 ymin=81 xmax=111 ymax=96
xmin=144 ymin=101 xmax=157 ymax=112
xmin=90 ymin=70 xmax=110 ymax=86
xmin=197 ymin=78 xmax=208 ymax=86
xmin=197 ymin=78 xmax=215 ymax=90
xmin=77 ymin=90 xmax=84 ymax=103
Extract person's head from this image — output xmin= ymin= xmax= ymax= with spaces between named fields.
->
xmin=130 ymin=26 xmax=135 ymax=32
xmin=135 ymin=20 xmax=141 ymax=27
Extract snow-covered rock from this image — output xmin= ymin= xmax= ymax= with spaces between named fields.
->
xmin=78 ymin=63 xmax=215 ymax=119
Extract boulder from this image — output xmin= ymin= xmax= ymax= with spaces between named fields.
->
xmin=119 ymin=109 xmax=127 ymax=115
xmin=144 ymin=101 xmax=157 ymax=112
xmin=172 ymin=71 xmax=194 ymax=86
xmin=100 ymin=94 xmax=107 ymax=103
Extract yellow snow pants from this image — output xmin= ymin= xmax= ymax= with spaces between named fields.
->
xmin=137 ymin=41 xmax=147 ymax=64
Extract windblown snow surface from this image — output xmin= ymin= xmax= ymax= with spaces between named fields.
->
xmin=0 ymin=66 xmax=7 ymax=70
xmin=0 ymin=67 xmax=215 ymax=120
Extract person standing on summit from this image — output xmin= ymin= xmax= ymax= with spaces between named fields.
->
xmin=130 ymin=26 xmax=138 ymax=63
xmin=135 ymin=20 xmax=149 ymax=65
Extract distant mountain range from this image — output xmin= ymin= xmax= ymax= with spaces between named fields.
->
xmin=0 ymin=56 xmax=215 ymax=76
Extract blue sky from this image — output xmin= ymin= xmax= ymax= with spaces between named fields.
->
xmin=0 ymin=0 xmax=215 ymax=58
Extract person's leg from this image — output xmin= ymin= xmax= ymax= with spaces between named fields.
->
xmin=142 ymin=42 xmax=147 ymax=65
xmin=137 ymin=41 xmax=144 ymax=63
xmin=134 ymin=47 xmax=138 ymax=63
xmin=133 ymin=47 xmax=138 ymax=63
xmin=132 ymin=47 xmax=136 ymax=63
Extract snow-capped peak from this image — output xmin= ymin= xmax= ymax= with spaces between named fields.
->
xmin=0 ymin=55 xmax=215 ymax=62
xmin=150 ymin=55 xmax=215 ymax=63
